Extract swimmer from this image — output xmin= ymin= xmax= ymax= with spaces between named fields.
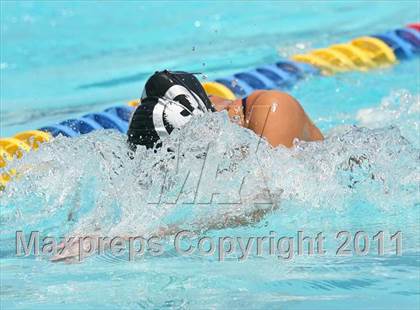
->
xmin=127 ymin=70 xmax=323 ymax=149
xmin=52 ymin=70 xmax=324 ymax=263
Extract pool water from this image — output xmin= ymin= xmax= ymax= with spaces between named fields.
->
xmin=1 ymin=1 xmax=419 ymax=309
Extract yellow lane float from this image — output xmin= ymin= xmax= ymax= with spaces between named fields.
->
xmin=202 ymin=81 xmax=236 ymax=100
xmin=310 ymin=48 xmax=357 ymax=71
xmin=351 ymin=37 xmax=396 ymax=66
xmin=292 ymin=53 xmax=340 ymax=75
xmin=0 ymin=138 xmax=31 ymax=159
xmin=329 ymin=43 xmax=376 ymax=70
xmin=14 ymin=130 xmax=51 ymax=150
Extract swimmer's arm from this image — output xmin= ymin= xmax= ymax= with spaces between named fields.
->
xmin=197 ymin=205 xmax=278 ymax=231
xmin=149 ymin=204 xmax=278 ymax=238
xmin=51 ymin=206 xmax=276 ymax=263
xmin=51 ymin=233 xmax=138 ymax=263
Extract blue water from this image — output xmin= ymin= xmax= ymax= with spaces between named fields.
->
xmin=1 ymin=1 xmax=419 ymax=309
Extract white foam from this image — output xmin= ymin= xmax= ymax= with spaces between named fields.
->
xmin=1 ymin=92 xmax=419 ymax=238
xmin=356 ymin=90 xmax=420 ymax=146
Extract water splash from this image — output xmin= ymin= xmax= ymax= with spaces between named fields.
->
xmin=356 ymin=90 xmax=420 ymax=147
xmin=1 ymin=91 xmax=419 ymax=240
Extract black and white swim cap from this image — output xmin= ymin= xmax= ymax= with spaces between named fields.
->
xmin=128 ymin=70 xmax=214 ymax=149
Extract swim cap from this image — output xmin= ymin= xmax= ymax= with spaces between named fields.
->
xmin=128 ymin=70 xmax=214 ymax=149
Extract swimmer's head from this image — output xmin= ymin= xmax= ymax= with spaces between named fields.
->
xmin=127 ymin=70 xmax=214 ymax=149
xmin=141 ymin=70 xmax=214 ymax=112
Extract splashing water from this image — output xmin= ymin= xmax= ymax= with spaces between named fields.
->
xmin=2 ymin=2 xmax=420 ymax=308
xmin=1 ymin=91 xmax=419 ymax=243
xmin=1 ymin=90 xmax=419 ymax=310
xmin=356 ymin=90 xmax=420 ymax=147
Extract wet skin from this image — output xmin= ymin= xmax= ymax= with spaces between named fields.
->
xmin=210 ymin=90 xmax=324 ymax=147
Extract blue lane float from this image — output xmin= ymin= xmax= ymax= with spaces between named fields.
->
xmin=1 ymin=24 xmax=419 ymax=187
xmin=3 ymin=25 xmax=419 ymax=144
xmin=39 ymin=106 xmax=134 ymax=138
xmin=373 ymin=28 xmax=420 ymax=59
